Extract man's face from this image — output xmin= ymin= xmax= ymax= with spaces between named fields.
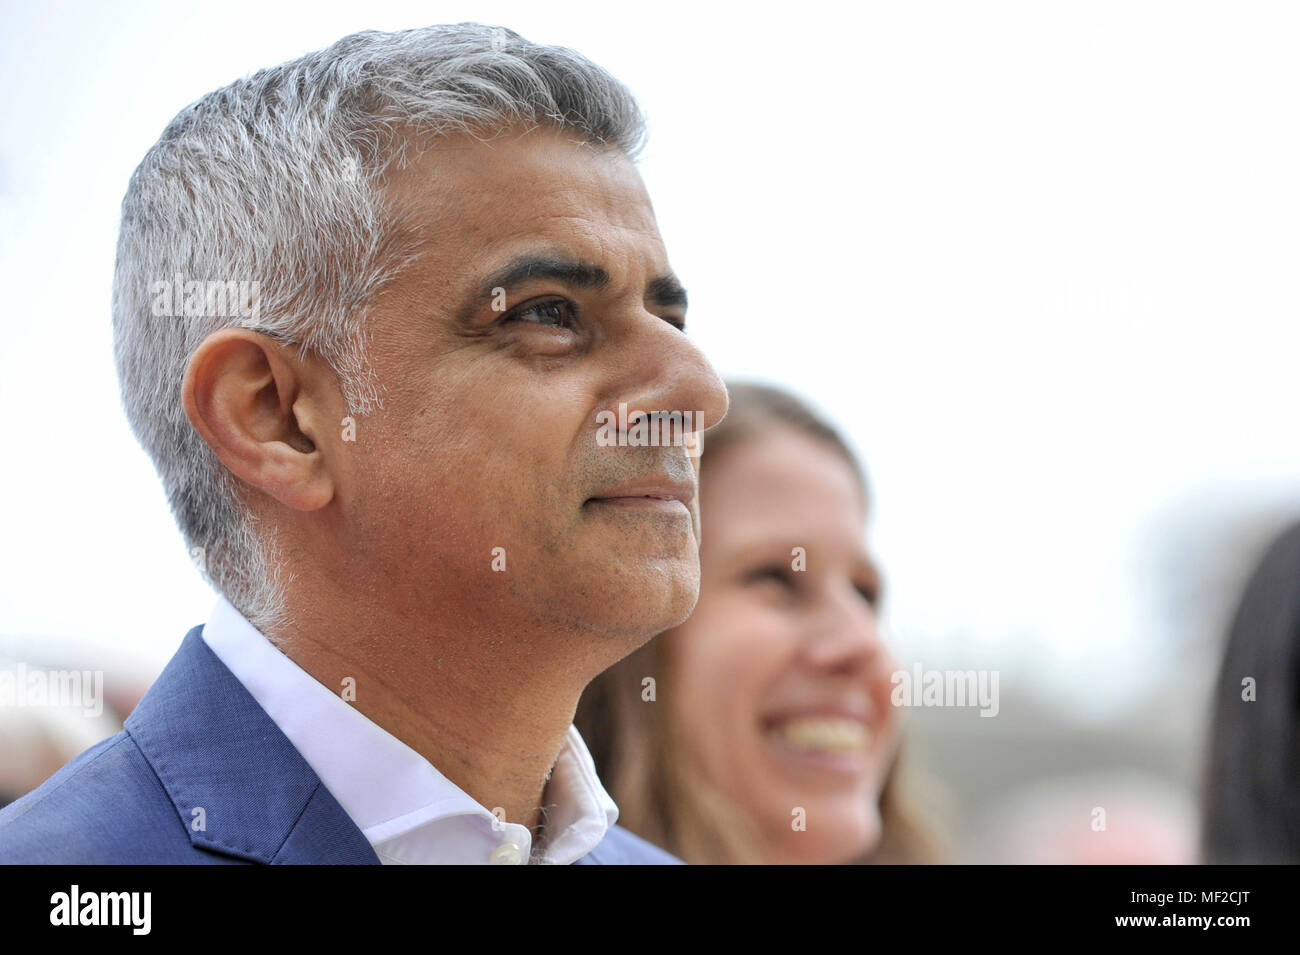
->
xmin=334 ymin=125 xmax=727 ymax=647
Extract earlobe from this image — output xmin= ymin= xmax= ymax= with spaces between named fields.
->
xmin=181 ymin=329 xmax=335 ymax=512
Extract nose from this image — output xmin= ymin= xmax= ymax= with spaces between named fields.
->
xmin=801 ymin=583 xmax=891 ymax=676
xmin=602 ymin=312 xmax=729 ymax=442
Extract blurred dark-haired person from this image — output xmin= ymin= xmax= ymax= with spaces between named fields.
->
xmin=0 ymin=23 xmax=727 ymax=865
xmin=1202 ymin=521 xmax=1300 ymax=863
xmin=577 ymin=383 xmax=941 ymax=864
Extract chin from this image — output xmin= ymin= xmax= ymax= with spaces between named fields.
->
xmin=606 ymin=578 xmax=699 ymax=640
xmin=568 ymin=550 xmax=700 ymax=637
xmin=768 ymin=800 xmax=882 ymax=865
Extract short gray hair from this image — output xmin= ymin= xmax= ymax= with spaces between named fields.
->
xmin=112 ymin=23 xmax=646 ymax=631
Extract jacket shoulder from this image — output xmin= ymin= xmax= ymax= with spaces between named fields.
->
xmin=0 ymin=731 xmax=230 ymax=864
xmin=581 ymin=824 xmax=684 ymax=865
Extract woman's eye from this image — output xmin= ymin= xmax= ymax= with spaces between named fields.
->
xmin=855 ymin=582 xmax=881 ymax=607
xmin=507 ymin=299 xmax=577 ymax=329
xmin=750 ymin=565 xmax=794 ymax=589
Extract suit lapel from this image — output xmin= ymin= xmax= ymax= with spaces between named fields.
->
xmin=125 ymin=626 xmax=379 ymax=865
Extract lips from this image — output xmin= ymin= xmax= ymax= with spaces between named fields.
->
xmin=586 ymin=479 xmax=695 ymax=507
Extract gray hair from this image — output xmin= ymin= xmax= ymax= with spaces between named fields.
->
xmin=112 ymin=23 xmax=646 ymax=631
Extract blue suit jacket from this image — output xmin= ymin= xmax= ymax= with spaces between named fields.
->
xmin=0 ymin=626 xmax=680 ymax=865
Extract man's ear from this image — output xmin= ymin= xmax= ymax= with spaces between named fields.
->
xmin=181 ymin=328 xmax=336 ymax=511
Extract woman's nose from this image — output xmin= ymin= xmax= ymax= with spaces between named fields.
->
xmin=801 ymin=584 xmax=888 ymax=674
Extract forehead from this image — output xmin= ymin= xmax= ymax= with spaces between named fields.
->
xmin=702 ymin=428 xmax=867 ymax=551
xmin=383 ymin=125 xmax=663 ymax=268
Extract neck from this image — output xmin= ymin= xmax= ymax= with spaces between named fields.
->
xmin=263 ymin=588 xmax=599 ymax=834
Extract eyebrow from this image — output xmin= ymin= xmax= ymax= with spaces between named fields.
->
xmin=472 ymin=254 xmax=689 ymax=311
xmin=647 ymin=274 xmax=689 ymax=309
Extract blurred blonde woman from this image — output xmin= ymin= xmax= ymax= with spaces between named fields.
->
xmin=576 ymin=383 xmax=942 ymax=864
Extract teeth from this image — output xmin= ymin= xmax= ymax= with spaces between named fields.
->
xmin=770 ymin=717 xmax=871 ymax=753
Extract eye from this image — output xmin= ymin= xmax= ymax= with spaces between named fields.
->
xmin=505 ymin=298 xmax=578 ymax=330
xmin=748 ymin=564 xmax=796 ymax=589
xmin=855 ymin=580 xmax=881 ymax=608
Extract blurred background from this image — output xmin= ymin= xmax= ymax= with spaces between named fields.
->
xmin=3 ymin=0 xmax=1298 ymax=861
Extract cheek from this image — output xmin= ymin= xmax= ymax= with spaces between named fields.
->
xmin=367 ymin=386 xmax=569 ymax=514
xmin=344 ymin=412 xmax=520 ymax=577
xmin=667 ymin=597 xmax=794 ymax=774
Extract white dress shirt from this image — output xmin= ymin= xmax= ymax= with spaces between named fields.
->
xmin=199 ymin=596 xmax=619 ymax=865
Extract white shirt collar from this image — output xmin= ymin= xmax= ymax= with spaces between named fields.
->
xmin=199 ymin=596 xmax=618 ymax=864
